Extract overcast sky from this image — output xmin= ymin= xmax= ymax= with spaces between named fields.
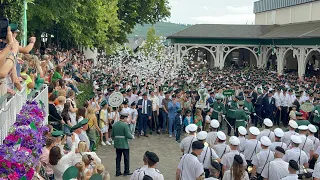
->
xmin=168 ymin=0 xmax=257 ymax=24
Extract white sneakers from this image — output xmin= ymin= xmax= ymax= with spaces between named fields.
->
xmin=101 ymin=141 xmax=107 ymax=146
xmin=106 ymin=141 xmax=111 ymax=145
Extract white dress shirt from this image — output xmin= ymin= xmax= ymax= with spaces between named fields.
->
xmin=221 ymin=150 xmax=247 ymax=171
xmin=207 ymin=132 xmax=218 ymax=148
xmin=280 ymin=174 xmax=299 ymax=180
xmin=180 ymin=135 xmax=197 ymax=154
xmin=261 ymin=158 xmax=289 ymax=180
xmin=252 ymin=149 xmax=275 ymax=174
xmin=283 ymin=147 xmax=308 ymax=166
xmin=137 ymin=168 xmax=164 ymax=180
xmin=130 ymin=165 xmax=148 ymax=180
xmin=178 ymin=154 xmax=204 ymax=180
xmin=308 ymin=135 xmax=320 ymax=151
xmin=240 ymin=139 xmax=262 ymax=161
xmin=313 ymin=162 xmax=320 ymax=179
xmin=281 ymin=130 xmax=298 ymax=146
xmin=269 ymin=141 xmax=287 ymax=152
xmin=280 ymin=93 xmax=290 ymax=107
xmin=198 ymin=146 xmax=219 ymax=169
xmin=213 ymin=143 xmax=231 ymax=159
xmin=298 ymin=134 xmax=314 ymax=160
xmin=273 ymin=92 xmax=282 ymax=107
xmin=257 ymin=129 xmax=275 ymax=142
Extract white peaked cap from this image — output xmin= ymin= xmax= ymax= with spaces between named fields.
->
xmin=263 ymin=118 xmax=273 ymax=127
xmin=289 ymin=120 xmax=298 ymax=129
xmin=210 ymin=120 xmax=220 ymax=128
xmin=274 ymin=128 xmax=284 ymax=137
xmin=261 ymin=136 xmax=272 ymax=146
xmin=238 ymin=126 xmax=247 ymax=135
xmin=249 ymin=126 xmax=260 ymax=136
xmin=229 ymin=136 xmax=240 ymax=146
xmin=217 ymin=131 xmax=226 ymax=141
xmin=197 ymin=131 xmax=208 ymax=140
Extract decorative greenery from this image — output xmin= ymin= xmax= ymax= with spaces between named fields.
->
xmin=76 ymin=82 xmax=94 ymax=108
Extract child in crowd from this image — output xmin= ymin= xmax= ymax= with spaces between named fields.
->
xmin=289 ymin=105 xmax=297 ymax=120
xmin=204 ymin=108 xmax=212 ymax=131
xmin=130 ymin=102 xmax=138 ymax=136
xmin=183 ymin=110 xmax=193 ymax=128
xmin=174 ymin=109 xmax=183 ymax=143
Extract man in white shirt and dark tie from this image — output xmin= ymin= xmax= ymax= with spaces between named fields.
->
xmin=280 ymin=88 xmax=290 ymax=127
xmin=137 ymin=93 xmax=152 ymax=137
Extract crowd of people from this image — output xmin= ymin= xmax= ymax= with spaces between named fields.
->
xmin=2 ymin=22 xmax=320 ymax=180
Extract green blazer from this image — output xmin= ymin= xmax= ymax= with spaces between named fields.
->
xmin=244 ymin=101 xmax=255 ymax=113
xmin=313 ymin=105 xmax=320 ymax=123
xmin=211 ymin=101 xmax=226 ymax=119
xmin=226 ymin=101 xmax=238 ymax=119
xmin=234 ymin=109 xmax=249 ymax=128
xmin=111 ymin=121 xmax=133 ymax=149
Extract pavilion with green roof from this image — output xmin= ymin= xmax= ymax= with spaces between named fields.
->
xmin=167 ymin=21 xmax=320 ymax=78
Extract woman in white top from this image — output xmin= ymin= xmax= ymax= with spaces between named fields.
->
xmin=222 ymin=155 xmax=249 ymax=180
xmin=72 ymin=141 xmax=101 ymax=166
xmin=49 ymin=134 xmax=76 ymax=180
xmin=109 ymin=107 xmax=120 ymax=125
xmin=66 ymin=90 xmax=78 ymax=125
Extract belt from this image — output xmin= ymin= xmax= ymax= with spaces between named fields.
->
xmin=49 ymin=121 xmax=61 ymax=125
xmin=115 ymin=136 xmax=125 ymax=138
xmin=236 ymin=119 xmax=245 ymax=121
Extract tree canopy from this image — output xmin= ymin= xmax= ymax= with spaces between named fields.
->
xmin=1 ymin=0 xmax=170 ymax=50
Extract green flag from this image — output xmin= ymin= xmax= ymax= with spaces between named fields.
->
xmin=29 ymin=122 xmax=37 ymax=130
xmin=13 ymin=138 xmax=21 ymax=151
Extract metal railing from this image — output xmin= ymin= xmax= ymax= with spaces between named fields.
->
xmin=0 ymin=83 xmax=48 ymax=144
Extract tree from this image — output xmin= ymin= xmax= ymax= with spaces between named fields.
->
xmin=116 ymin=0 xmax=171 ymax=44
xmin=27 ymin=0 xmax=121 ymax=49
xmin=140 ymin=26 xmax=163 ymax=58
xmin=1 ymin=0 xmax=170 ymax=50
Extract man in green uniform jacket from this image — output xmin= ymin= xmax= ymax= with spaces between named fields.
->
xmin=111 ymin=112 xmax=133 ymax=176
xmin=210 ymin=96 xmax=226 ymax=130
xmin=313 ymin=100 xmax=320 ymax=124
xmin=244 ymin=96 xmax=255 ymax=125
xmin=234 ymin=101 xmax=249 ymax=136
xmin=226 ymin=96 xmax=239 ymax=136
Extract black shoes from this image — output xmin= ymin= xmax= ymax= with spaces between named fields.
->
xmin=124 ymin=172 xmax=133 ymax=176
xmin=115 ymin=172 xmax=123 ymax=177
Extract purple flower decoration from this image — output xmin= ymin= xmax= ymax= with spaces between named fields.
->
xmin=0 ymin=101 xmax=47 ymax=179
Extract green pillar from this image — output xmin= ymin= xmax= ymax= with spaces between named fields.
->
xmin=22 ymin=0 xmax=28 ymax=47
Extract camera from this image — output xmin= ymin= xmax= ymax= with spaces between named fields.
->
xmin=87 ymin=154 xmax=94 ymax=161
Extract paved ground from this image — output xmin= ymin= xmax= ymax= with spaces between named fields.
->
xmin=96 ymin=133 xmax=184 ymax=180
xmin=95 ymin=121 xmax=281 ymax=180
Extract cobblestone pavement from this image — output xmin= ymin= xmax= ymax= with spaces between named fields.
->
xmin=96 ymin=133 xmax=184 ymax=180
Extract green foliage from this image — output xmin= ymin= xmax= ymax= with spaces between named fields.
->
xmin=1 ymin=0 xmax=171 ymax=50
xmin=141 ymin=26 xmax=163 ymax=58
xmin=116 ymin=0 xmax=171 ymax=44
xmin=76 ymin=83 xmax=94 ymax=108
